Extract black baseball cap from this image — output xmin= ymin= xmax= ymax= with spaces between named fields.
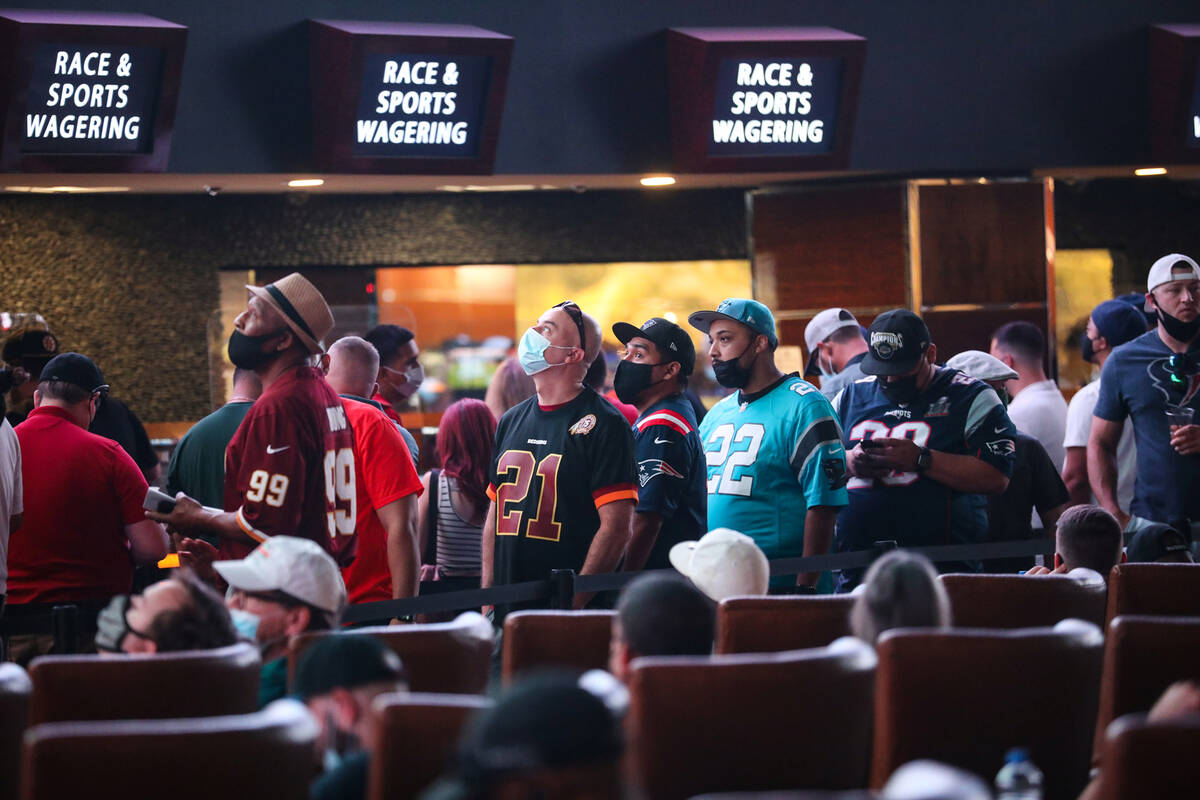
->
xmin=1126 ymin=523 xmax=1194 ymax=564
xmin=293 ymin=634 xmax=406 ymax=700
xmin=861 ymin=309 xmax=932 ymax=377
xmin=612 ymin=317 xmax=696 ymax=376
xmin=2 ymin=330 xmax=59 ymax=372
xmin=39 ymin=352 xmax=109 ymax=393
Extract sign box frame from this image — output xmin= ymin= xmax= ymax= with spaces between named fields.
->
xmin=1149 ymin=24 xmax=1200 ymax=164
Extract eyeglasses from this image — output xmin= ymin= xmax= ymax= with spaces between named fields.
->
xmin=1166 ymin=353 xmax=1193 ymax=385
xmin=554 ymin=301 xmax=587 ymax=350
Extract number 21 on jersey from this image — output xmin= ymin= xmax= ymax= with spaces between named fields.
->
xmin=704 ymin=422 xmax=765 ymax=496
xmin=495 ymin=450 xmax=562 ymax=541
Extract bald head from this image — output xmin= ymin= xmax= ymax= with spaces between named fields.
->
xmin=326 ymin=336 xmax=380 ymax=398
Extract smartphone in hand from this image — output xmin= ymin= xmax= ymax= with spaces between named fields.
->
xmin=143 ymin=487 xmax=177 ymax=514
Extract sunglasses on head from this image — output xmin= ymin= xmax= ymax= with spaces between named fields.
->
xmin=554 ymin=301 xmax=586 ymax=350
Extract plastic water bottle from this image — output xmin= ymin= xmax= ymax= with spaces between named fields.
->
xmin=994 ymin=748 xmax=1043 ymax=800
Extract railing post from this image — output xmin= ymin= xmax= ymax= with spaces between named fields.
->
xmin=550 ymin=569 xmax=576 ymax=610
xmin=51 ymin=604 xmax=79 ymax=654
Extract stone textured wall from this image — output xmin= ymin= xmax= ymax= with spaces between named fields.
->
xmin=0 ymin=188 xmax=747 ymax=421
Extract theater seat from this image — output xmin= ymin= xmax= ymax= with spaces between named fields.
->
xmin=20 ymin=699 xmax=317 ymax=800
xmin=27 ymin=642 xmax=260 ymax=724
xmin=1093 ymin=615 xmax=1200 ymax=759
xmin=0 ymin=663 xmax=31 ymax=800
xmin=501 ymin=610 xmax=614 ymax=685
xmin=627 ymin=638 xmax=877 ymax=800
xmin=288 ymin=614 xmax=493 ymax=695
xmin=715 ymin=595 xmax=855 ymax=654
xmin=1105 ymin=563 xmax=1200 ymax=626
xmin=368 ymin=692 xmax=493 ymax=800
xmin=1093 ymin=712 xmax=1200 ymax=800
xmin=871 ymin=621 xmax=1103 ymax=800
xmin=939 ymin=572 xmax=1107 ymax=629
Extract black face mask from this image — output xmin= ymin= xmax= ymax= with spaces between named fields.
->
xmin=880 ymin=373 xmax=922 ymax=406
xmin=228 ymin=329 xmax=283 ymax=370
xmin=613 ymin=360 xmax=665 ymax=405
xmin=713 ymin=341 xmax=756 ymax=389
xmin=1155 ymin=306 xmax=1200 ymax=343
xmin=95 ymin=594 xmax=154 ymax=653
xmin=1081 ymin=332 xmax=1097 ymax=364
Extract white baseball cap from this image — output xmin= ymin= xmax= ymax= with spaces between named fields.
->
xmin=1147 ymin=253 xmax=1200 ymax=294
xmin=804 ymin=308 xmax=860 ymax=376
xmin=944 ymin=350 xmax=1018 ymax=383
xmin=669 ymin=528 xmax=770 ymax=602
xmin=214 ymin=535 xmax=347 ymax=615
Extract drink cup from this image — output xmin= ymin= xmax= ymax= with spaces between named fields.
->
xmin=1166 ymin=406 xmax=1195 ymax=428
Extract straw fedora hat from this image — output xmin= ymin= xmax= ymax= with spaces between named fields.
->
xmin=246 ymin=273 xmax=333 ymax=355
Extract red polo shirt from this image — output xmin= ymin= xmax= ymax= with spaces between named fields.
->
xmin=7 ymin=405 xmax=148 ymax=603
xmin=371 ymin=392 xmax=405 ymax=427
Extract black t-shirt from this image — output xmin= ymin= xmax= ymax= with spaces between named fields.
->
xmin=488 ymin=388 xmax=636 ymax=621
xmin=90 ymin=395 xmax=157 ymax=472
xmin=985 ymin=431 xmax=1070 ymax=572
xmin=632 ymin=393 xmax=707 ymax=569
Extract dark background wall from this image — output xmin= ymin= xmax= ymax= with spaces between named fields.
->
xmin=8 ymin=0 xmax=1200 ymax=173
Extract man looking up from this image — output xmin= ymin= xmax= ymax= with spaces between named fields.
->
xmin=611 ymin=317 xmax=706 ymax=571
xmin=990 ymin=321 xmax=1068 ymax=470
xmin=150 ymin=273 xmax=358 ymax=566
xmin=323 ymin=336 xmax=423 ymax=601
xmin=1091 ymin=253 xmax=1200 ymax=536
xmin=689 ymin=298 xmax=848 ymax=592
xmin=804 ymin=308 xmax=870 ymax=401
xmin=483 ymin=301 xmax=636 ymax=623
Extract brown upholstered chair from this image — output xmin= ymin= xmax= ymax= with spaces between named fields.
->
xmin=871 ymin=621 xmax=1104 ymax=800
xmin=1093 ymin=615 xmax=1200 ymax=759
xmin=501 ymin=610 xmax=614 ymax=685
xmin=1105 ymin=563 xmax=1200 ymax=626
xmin=20 ymin=699 xmax=318 ymax=800
xmin=368 ymin=692 xmax=493 ymax=800
xmin=1094 ymin=712 xmax=1200 ymax=800
xmin=715 ymin=595 xmax=855 ymax=654
xmin=939 ymin=572 xmax=1107 ymax=629
xmin=27 ymin=642 xmax=260 ymax=725
xmin=627 ymin=638 xmax=876 ymax=800
xmin=0 ymin=663 xmax=31 ymax=800
xmin=288 ymin=614 xmax=493 ymax=695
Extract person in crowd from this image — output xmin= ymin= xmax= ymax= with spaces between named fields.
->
xmin=1115 ymin=291 xmax=1159 ymax=329
xmin=1124 ymin=521 xmax=1195 ymax=564
xmin=1091 ymin=253 xmax=1200 ymax=537
xmin=689 ymin=298 xmax=847 ymax=592
xmin=482 ymin=301 xmax=636 ymax=623
xmin=418 ymin=399 xmax=494 ymax=588
xmin=5 ymin=353 xmax=168 ymax=663
xmin=90 ymin=391 xmax=160 ymax=483
xmin=424 ymin=673 xmax=624 ymax=800
xmin=0 ymin=414 xmax=20 ymax=629
xmin=214 ymin=535 xmax=346 ymax=707
xmin=585 ymin=350 xmax=637 ymax=424
xmin=835 ymin=310 xmax=1017 ymax=589
xmin=611 ymin=317 xmax=706 ymax=571
xmin=990 ymin=320 xmax=1069 ymax=471
xmin=2 ymin=328 xmax=58 ymax=426
xmin=94 ymin=569 xmax=238 ymax=654
xmin=1026 ymin=503 xmax=1124 ymax=578
xmin=607 ymin=573 xmax=714 ymax=685
xmin=365 ymin=324 xmax=423 ymax=427
xmin=295 ymin=634 xmax=408 ymax=800
xmin=945 ymin=350 xmax=1070 ymax=572
xmin=804 ymin=307 xmax=870 ymax=401
xmin=165 ymin=368 xmax=263 ymax=543
xmin=484 ymin=355 xmax=535 ymax=423
xmin=324 ymin=336 xmax=423 ymax=602
xmin=849 ymin=550 xmax=951 ymax=646
xmin=149 ymin=273 xmax=359 ymax=567
xmin=668 ymin=528 xmax=769 ymax=602
xmin=1061 ymin=300 xmax=1145 ymax=507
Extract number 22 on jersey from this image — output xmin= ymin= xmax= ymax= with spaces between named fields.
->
xmin=704 ymin=422 xmax=765 ymax=496
xmin=495 ymin=451 xmax=563 ymax=541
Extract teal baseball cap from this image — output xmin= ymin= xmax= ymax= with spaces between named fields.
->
xmin=688 ymin=298 xmax=778 ymax=348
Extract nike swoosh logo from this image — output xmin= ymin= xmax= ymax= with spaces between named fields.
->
xmin=654 ymin=436 xmax=671 ymax=445
xmin=994 ymin=426 xmax=1006 ymax=433
xmin=266 ymin=445 xmax=290 ymax=454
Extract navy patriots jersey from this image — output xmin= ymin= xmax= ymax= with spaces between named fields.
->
xmin=632 ymin=393 xmax=706 ymax=569
xmin=833 ymin=367 xmax=1017 ymax=585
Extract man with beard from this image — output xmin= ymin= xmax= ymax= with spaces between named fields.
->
xmin=688 ymin=299 xmax=848 ymax=592
xmin=1091 ymin=254 xmax=1200 ymax=536
xmin=150 ymin=273 xmax=358 ymax=566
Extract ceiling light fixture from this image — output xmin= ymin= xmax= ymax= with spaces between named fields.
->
xmin=286 ymin=178 xmax=325 ymax=188
xmin=640 ymin=175 xmax=676 ymax=187
xmin=1134 ymin=167 xmax=1167 ymax=177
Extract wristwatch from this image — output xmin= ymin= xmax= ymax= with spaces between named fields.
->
xmin=915 ymin=446 xmax=933 ymax=472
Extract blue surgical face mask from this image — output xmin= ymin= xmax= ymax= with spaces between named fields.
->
xmin=518 ymin=327 xmax=575 ymax=376
xmin=817 ymin=351 xmax=837 ymax=379
xmin=229 ymin=608 xmax=261 ymax=642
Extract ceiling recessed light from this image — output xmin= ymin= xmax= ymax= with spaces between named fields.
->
xmin=640 ymin=175 xmax=676 ymax=187
xmin=287 ymin=178 xmax=325 ymax=188
xmin=5 ymin=185 xmax=130 ymax=194
xmin=1134 ymin=167 xmax=1167 ymax=177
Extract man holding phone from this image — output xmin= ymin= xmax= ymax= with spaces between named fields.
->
xmin=832 ymin=310 xmax=1017 ymax=590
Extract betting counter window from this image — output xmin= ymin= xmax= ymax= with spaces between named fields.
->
xmin=214 ymin=261 xmax=751 ymax=426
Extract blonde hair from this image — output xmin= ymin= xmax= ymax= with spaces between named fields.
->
xmin=850 ymin=550 xmax=951 ymax=645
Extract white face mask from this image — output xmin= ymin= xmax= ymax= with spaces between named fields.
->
xmin=381 ymin=363 xmax=424 ymax=399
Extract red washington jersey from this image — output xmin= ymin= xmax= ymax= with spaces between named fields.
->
xmin=223 ymin=366 xmax=358 ymax=565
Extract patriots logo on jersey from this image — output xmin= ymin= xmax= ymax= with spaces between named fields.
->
xmin=1147 ymin=355 xmax=1200 ymax=407
xmin=638 ymin=457 xmax=684 ymax=486
xmin=986 ymin=439 xmax=1016 ymax=457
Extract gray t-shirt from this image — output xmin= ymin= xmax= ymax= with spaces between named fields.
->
xmin=819 ymin=353 xmax=867 ymax=401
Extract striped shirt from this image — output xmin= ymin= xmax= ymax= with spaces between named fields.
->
xmin=435 ymin=474 xmax=483 ymax=577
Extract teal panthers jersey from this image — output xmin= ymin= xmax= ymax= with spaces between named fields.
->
xmin=698 ymin=374 xmax=849 ymax=559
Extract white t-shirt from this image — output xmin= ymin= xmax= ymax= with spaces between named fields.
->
xmin=1063 ymin=379 xmax=1136 ymax=513
xmin=1008 ymin=379 xmax=1069 ymax=471
xmin=0 ymin=418 xmax=23 ymax=595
